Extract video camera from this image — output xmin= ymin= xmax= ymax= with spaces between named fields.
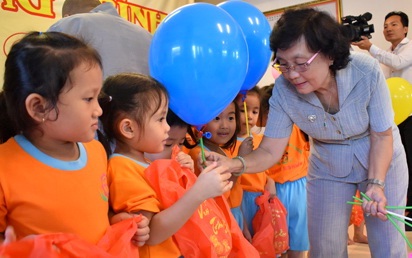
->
xmin=341 ymin=12 xmax=375 ymax=42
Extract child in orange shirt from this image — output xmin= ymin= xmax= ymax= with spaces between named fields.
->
xmin=145 ymin=109 xmax=194 ymax=171
xmin=144 ymin=109 xmax=259 ymax=257
xmin=235 ymin=87 xmax=276 ymax=237
xmin=0 ymin=31 xmax=147 ymax=246
xmin=260 ymin=84 xmax=309 ymax=258
xmin=348 ymin=190 xmax=368 ymax=245
xmin=187 ymin=101 xmax=247 ymax=232
xmin=99 ymin=73 xmax=234 ymax=257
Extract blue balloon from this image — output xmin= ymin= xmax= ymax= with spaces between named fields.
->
xmin=149 ymin=3 xmax=248 ymax=127
xmin=218 ymin=1 xmax=272 ymax=91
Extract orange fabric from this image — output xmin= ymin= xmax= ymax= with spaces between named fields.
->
xmin=108 ymin=155 xmax=160 ymax=213
xmin=237 ymin=133 xmax=268 ymax=192
xmin=0 ymin=217 xmax=140 ymax=257
xmin=265 ymin=125 xmax=309 ymax=183
xmin=188 ymin=145 xmax=243 ymax=208
xmin=0 ymin=138 xmax=109 ymax=244
xmin=144 ymin=147 xmax=258 ymax=257
xmin=107 ymin=155 xmax=180 ymax=258
xmin=350 ymin=191 xmax=365 ymax=226
xmin=252 ymin=191 xmax=289 ymax=257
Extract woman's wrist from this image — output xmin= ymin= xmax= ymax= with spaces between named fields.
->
xmin=366 ymin=178 xmax=385 ymax=190
xmin=232 ymin=156 xmax=246 ymax=176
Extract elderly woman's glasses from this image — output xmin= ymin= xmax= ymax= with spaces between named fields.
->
xmin=272 ymin=51 xmax=321 ymax=73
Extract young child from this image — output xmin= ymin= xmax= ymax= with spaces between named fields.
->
xmin=260 ymin=84 xmax=310 ymax=258
xmin=348 ymin=190 xmax=368 ymax=245
xmin=235 ymin=87 xmax=276 ymax=237
xmin=0 ymin=31 xmax=148 ymax=246
xmin=144 ymin=109 xmax=194 ymax=172
xmin=99 ymin=73 xmax=235 ymax=257
xmin=144 ymin=109 xmax=259 ymax=257
xmin=187 ymin=101 xmax=247 ymax=231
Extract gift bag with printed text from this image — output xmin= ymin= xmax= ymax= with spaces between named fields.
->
xmin=144 ymin=146 xmax=259 ymax=258
xmin=252 ymin=190 xmax=289 ymax=257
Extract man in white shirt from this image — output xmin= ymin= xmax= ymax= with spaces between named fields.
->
xmin=353 ymin=11 xmax=412 ymax=228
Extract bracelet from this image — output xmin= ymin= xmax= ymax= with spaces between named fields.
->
xmin=366 ymin=178 xmax=385 ymax=190
xmin=232 ymin=156 xmax=246 ymax=176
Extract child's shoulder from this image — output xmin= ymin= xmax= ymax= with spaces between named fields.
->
xmin=81 ymin=139 xmax=108 ymax=163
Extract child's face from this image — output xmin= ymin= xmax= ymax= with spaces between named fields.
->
xmin=145 ymin=125 xmax=187 ymax=161
xmin=43 ymin=63 xmax=103 ymax=142
xmin=138 ymin=98 xmax=170 ymax=154
xmin=237 ymin=92 xmax=260 ymax=135
xmin=204 ymin=102 xmax=236 ymax=146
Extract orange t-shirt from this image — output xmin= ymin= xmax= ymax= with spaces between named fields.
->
xmin=188 ymin=145 xmax=243 ymax=208
xmin=0 ymin=137 xmax=109 ymax=244
xmin=236 ymin=133 xmax=268 ymax=192
xmin=266 ymin=125 xmax=309 ymax=184
xmin=107 ymin=155 xmax=181 ymax=258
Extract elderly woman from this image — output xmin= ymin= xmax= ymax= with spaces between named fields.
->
xmin=205 ymin=8 xmax=408 ymax=258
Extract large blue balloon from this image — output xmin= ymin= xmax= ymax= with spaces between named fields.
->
xmin=149 ymin=3 xmax=248 ymax=127
xmin=218 ymin=1 xmax=272 ymax=92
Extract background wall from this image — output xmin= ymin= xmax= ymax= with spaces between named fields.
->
xmin=246 ymin=0 xmax=412 ymax=87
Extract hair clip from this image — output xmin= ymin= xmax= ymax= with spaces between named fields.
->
xmin=98 ymin=94 xmax=112 ymax=105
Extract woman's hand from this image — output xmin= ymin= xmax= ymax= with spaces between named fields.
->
xmin=195 ymin=162 xmax=233 ymax=199
xmin=362 ymin=185 xmax=387 ymax=221
xmin=200 ymin=150 xmax=230 ymax=168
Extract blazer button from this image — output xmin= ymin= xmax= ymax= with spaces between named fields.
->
xmin=336 ymin=130 xmax=342 ymax=134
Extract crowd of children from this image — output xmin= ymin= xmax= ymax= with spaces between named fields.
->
xmin=0 ymin=30 xmax=369 ymax=257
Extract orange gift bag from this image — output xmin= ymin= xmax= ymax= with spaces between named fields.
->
xmin=144 ymin=147 xmax=259 ymax=258
xmin=0 ymin=217 xmax=140 ymax=257
xmin=252 ymin=190 xmax=289 ymax=257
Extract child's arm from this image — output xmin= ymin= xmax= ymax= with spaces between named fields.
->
xmin=242 ymin=213 xmax=252 ymax=242
xmin=146 ymin=162 xmax=232 ymax=245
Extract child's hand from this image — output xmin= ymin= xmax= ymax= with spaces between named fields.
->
xmin=238 ymin=137 xmax=254 ymax=156
xmin=132 ymin=215 xmax=150 ymax=247
xmin=175 ymin=151 xmax=194 ymax=172
xmin=242 ymin=223 xmax=252 ymax=243
xmin=110 ymin=212 xmax=151 ymax=247
xmin=265 ymin=177 xmax=277 ymax=199
xmin=195 ymin=162 xmax=233 ymax=199
xmin=1 ymin=226 xmax=16 ymax=245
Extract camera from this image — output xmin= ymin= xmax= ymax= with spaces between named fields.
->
xmin=341 ymin=12 xmax=375 ymax=42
